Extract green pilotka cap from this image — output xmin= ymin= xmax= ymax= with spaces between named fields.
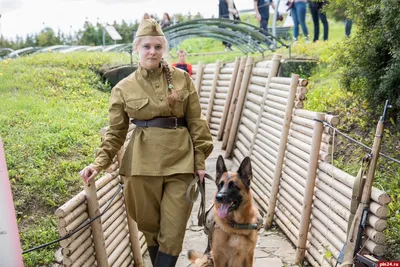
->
xmin=136 ymin=19 xmax=164 ymax=37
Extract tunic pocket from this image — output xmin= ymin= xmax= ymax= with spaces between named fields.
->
xmin=172 ymin=89 xmax=189 ymax=117
xmin=125 ymin=98 xmax=149 ymax=119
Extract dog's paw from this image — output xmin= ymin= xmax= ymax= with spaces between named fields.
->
xmin=187 ymin=250 xmax=202 ymax=262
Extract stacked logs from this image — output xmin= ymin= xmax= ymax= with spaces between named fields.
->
xmin=221 ymin=57 xmax=248 ymax=148
xmin=56 ymin=189 xmax=94 ymax=267
xmin=56 ymin=124 xmax=144 ymax=266
xmin=272 ymin=110 xmax=336 ymax=265
xmin=231 ymin=59 xmax=267 ymax=161
xmin=191 ymin=64 xmax=198 ymax=82
xmin=305 ymin=161 xmax=391 ymax=266
xmin=207 ymin=61 xmax=239 ymax=137
xmin=221 ymin=56 xmax=391 ymax=266
xmin=198 ymin=63 xmax=218 ymax=117
xmin=250 ymin=74 xmax=298 ymax=223
xmin=228 ymin=57 xmax=289 ymax=215
xmin=55 ymin=166 xmax=136 ymax=266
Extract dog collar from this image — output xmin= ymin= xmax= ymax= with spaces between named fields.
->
xmin=229 ymin=222 xmax=261 ymax=230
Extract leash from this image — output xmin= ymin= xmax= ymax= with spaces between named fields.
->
xmin=186 ymin=173 xmax=215 ymax=227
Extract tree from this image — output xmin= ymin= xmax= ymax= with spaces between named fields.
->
xmin=35 ymin=27 xmax=61 ymax=47
xmin=77 ymin=21 xmax=102 ymax=46
xmin=330 ymin=0 xmax=400 ymax=119
xmin=0 ymin=12 xmax=205 ymax=50
xmin=25 ymin=34 xmax=36 ymax=47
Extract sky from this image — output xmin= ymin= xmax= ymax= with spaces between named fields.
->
xmin=0 ymin=0 xmax=263 ymax=40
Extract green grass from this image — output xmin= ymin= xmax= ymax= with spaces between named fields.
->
xmin=0 ymin=52 xmax=128 ymax=265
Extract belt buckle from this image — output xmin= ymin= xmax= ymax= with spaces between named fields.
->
xmin=169 ymin=117 xmax=178 ymax=129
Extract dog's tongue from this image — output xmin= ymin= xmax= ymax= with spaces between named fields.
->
xmin=218 ymin=204 xmax=230 ymax=218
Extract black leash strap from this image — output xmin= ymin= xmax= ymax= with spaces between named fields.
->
xmin=186 ymin=173 xmax=215 ymax=227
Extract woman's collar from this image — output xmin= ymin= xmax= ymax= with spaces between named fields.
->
xmin=138 ymin=63 xmax=163 ymax=78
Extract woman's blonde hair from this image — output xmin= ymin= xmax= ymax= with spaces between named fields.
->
xmin=132 ymin=36 xmax=178 ymax=106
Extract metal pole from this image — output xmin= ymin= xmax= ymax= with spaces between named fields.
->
xmin=272 ymin=0 xmax=281 ymax=47
xmin=102 ymin=27 xmax=106 ymax=46
xmin=0 ymin=14 xmax=2 ymax=36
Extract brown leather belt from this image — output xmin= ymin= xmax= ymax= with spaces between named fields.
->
xmin=131 ymin=117 xmax=186 ymax=129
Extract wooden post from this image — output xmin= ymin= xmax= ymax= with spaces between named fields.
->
xmin=127 ymin=218 xmax=144 ymax=266
xmin=222 ymin=56 xmax=247 ymax=150
xmin=194 ymin=62 xmax=204 ymax=95
xmin=225 ymin=57 xmax=254 ymax=158
xmin=264 ymin=74 xmax=299 ymax=229
xmin=218 ymin=58 xmax=240 ymax=141
xmin=115 ymin=143 xmax=144 ymax=266
xmin=206 ymin=60 xmax=222 ymax=123
xmin=295 ymin=113 xmax=324 ymax=264
xmin=84 ymin=181 xmax=109 ymax=267
xmin=249 ymin=54 xmax=282 ymax=154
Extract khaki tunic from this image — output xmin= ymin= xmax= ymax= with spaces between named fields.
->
xmin=92 ymin=65 xmax=213 ymax=176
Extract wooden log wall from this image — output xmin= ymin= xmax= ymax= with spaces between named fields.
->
xmin=305 ymin=161 xmax=391 ymax=265
xmin=56 ymin=125 xmax=145 ymax=267
xmin=194 ymin=56 xmax=392 ymax=266
xmin=193 ymin=61 xmax=241 ymax=137
xmin=198 ymin=63 xmax=217 ymax=118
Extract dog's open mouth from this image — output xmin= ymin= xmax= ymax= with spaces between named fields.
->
xmin=217 ymin=201 xmax=237 ymax=218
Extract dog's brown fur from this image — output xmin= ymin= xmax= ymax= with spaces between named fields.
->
xmin=188 ymin=156 xmax=260 ymax=267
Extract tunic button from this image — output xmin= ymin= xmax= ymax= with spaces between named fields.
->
xmin=159 ymin=97 xmax=163 ymax=101
xmin=156 ymin=84 xmax=159 ymax=87
xmin=135 ymin=106 xmax=139 ymax=109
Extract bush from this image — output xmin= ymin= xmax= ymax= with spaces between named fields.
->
xmin=330 ymin=0 xmax=400 ymax=121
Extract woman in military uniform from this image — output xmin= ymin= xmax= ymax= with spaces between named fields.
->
xmin=80 ymin=19 xmax=214 ymax=267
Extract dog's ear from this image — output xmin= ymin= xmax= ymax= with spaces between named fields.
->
xmin=216 ymin=155 xmax=227 ymax=184
xmin=237 ymin=156 xmax=252 ymax=188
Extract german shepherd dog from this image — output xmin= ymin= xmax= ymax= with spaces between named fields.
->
xmin=188 ymin=155 xmax=261 ymax=267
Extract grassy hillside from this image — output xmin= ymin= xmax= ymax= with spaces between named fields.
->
xmin=0 ymin=52 xmax=128 ymax=265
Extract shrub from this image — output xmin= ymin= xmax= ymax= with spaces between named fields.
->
xmin=329 ymin=0 xmax=400 ymax=121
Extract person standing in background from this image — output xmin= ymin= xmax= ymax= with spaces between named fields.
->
xmin=345 ymin=18 xmax=352 ymax=37
xmin=289 ymin=0 xmax=309 ymax=41
xmin=172 ymin=50 xmax=193 ymax=76
xmin=160 ymin=12 xmax=171 ymax=29
xmin=309 ymin=0 xmax=329 ymax=42
xmin=219 ymin=0 xmax=240 ymax=51
xmin=254 ymin=0 xmax=277 ymax=37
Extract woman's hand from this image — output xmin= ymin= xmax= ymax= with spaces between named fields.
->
xmin=229 ymin=8 xmax=238 ymax=15
xmin=256 ymin=13 xmax=261 ymax=22
xmin=196 ymin=170 xmax=206 ymax=183
xmin=80 ymin=165 xmax=99 ymax=183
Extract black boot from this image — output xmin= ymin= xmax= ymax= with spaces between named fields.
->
xmin=148 ymin=246 xmax=159 ymax=266
xmin=155 ymin=251 xmax=178 ymax=267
